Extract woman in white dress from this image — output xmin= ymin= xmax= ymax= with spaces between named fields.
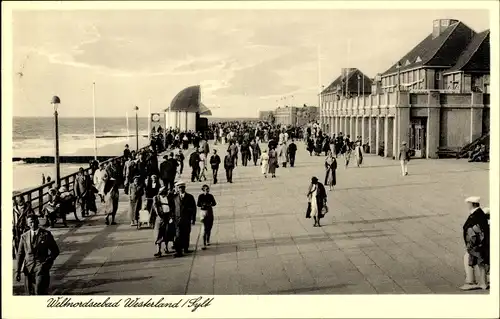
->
xmin=93 ymin=163 xmax=108 ymax=202
xmin=260 ymin=149 xmax=270 ymax=178
xmin=199 ymin=152 xmax=207 ymax=181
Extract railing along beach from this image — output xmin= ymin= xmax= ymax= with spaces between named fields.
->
xmin=12 ymin=145 xmax=151 ymax=222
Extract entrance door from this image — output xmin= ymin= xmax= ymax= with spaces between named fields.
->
xmin=410 ymin=118 xmax=427 ymax=158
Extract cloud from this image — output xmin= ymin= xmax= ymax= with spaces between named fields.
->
xmin=214 ymin=45 xmax=315 ymax=97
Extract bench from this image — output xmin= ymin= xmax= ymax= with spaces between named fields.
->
xmin=436 ymin=147 xmax=460 ymax=159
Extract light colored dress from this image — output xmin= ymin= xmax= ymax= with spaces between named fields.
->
xmin=93 ymin=169 xmax=107 ymax=197
xmin=154 ymin=195 xmax=170 ymax=244
xmin=310 ymin=185 xmax=319 ymax=218
xmin=261 ymin=152 xmax=269 ymax=175
xmin=278 ymin=144 xmax=287 ymax=164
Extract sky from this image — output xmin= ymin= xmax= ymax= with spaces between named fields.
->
xmin=11 ymin=8 xmax=489 ymax=118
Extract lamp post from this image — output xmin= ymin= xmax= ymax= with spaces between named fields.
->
xmin=51 ymin=96 xmax=61 ymax=187
xmin=134 ymin=105 xmax=139 ymax=151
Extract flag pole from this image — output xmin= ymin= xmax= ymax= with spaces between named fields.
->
xmin=148 ymin=98 xmax=151 ymax=141
xmin=126 ymin=112 xmax=130 ymax=139
xmin=317 ymin=44 xmax=322 ymax=128
xmin=92 ymin=82 xmax=97 ymax=160
xmin=346 ymin=39 xmax=351 ymax=97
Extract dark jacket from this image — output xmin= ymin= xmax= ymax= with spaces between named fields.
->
xmin=210 ymin=154 xmax=221 ymax=169
xmin=145 ymin=180 xmax=161 ymax=199
xmin=178 ymin=193 xmax=197 ymax=225
xmin=189 ymin=152 xmax=200 ymax=167
xmin=16 ymin=228 xmax=60 ymax=275
xmin=287 ymin=142 xmax=297 ymax=154
xmin=224 ymin=155 xmax=234 ymax=169
xmin=197 ymin=193 xmax=217 ymax=215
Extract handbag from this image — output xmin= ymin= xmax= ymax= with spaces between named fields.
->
xmin=319 ymin=205 xmax=328 ymax=218
xmin=305 ymin=202 xmax=311 ymax=218
xmin=200 ymin=209 xmax=208 ymax=221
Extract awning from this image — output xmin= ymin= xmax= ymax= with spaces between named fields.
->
xmin=169 ymin=85 xmax=200 ymax=113
xmin=199 ymin=103 xmax=212 ymax=116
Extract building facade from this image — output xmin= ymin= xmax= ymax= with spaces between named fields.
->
xmin=259 ymin=110 xmax=274 ymax=121
xmin=320 ymin=19 xmax=490 ymax=160
xmin=320 ymin=91 xmax=489 ymax=159
xmin=380 ymin=19 xmax=490 ymax=94
xmin=272 ymin=105 xmax=319 ymax=126
xmin=274 ymin=106 xmax=298 ymax=125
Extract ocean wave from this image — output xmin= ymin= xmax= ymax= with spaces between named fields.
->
xmin=12 ymin=135 xmax=145 ymax=158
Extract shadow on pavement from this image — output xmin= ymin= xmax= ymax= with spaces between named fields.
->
xmin=276 ymin=283 xmax=353 ymax=294
xmin=329 ymin=213 xmax=449 ymax=225
xmin=334 ymin=181 xmax=441 ymax=192
xmin=52 ymin=276 xmax=153 ymax=295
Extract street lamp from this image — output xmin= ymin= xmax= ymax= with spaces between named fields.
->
xmin=51 ymin=96 xmax=61 ymax=187
xmin=134 ymin=105 xmax=139 ymax=151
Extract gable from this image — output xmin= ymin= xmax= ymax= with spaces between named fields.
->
xmin=382 ymin=21 xmax=474 ymax=75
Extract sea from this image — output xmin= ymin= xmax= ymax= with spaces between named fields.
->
xmin=12 ymin=117 xmax=151 ymax=192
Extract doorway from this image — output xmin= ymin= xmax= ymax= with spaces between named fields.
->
xmin=409 ymin=118 xmax=427 ymax=158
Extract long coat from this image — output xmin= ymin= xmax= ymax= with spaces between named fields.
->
xmin=251 ymin=142 xmax=261 ymax=160
xmin=307 ymin=182 xmax=327 ymax=218
xmin=128 ymin=183 xmax=144 ymax=221
xmin=325 ymin=157 xmax=337 ymax=186
xmin=174 ymin=192 xmax=197 ymax=251
xmin=278 ymin=145 xmax=287 ymax=164
xmin=463 ymin=208 xmax=490 ymax=266
xmin=152 ymin=194 xmax=175 ymax=244
xmin=268 ymin=149 xmax=278 ymax=174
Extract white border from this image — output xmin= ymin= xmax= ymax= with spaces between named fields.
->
xmin=2 ymin=1 xmax=499 ymax=318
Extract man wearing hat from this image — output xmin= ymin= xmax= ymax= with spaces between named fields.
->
xmin=398 ymin=141 xmax=410 ymax=176
xmin=460 ymin=196 xmax=490 ymax=290
xmin=173 ymin=181 xmax=197 ymax=257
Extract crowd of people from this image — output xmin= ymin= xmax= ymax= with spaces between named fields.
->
xmin=12 ymin=119 xmax=490 ymax=295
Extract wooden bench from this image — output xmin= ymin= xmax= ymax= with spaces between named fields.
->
xmin=436 ymin=147 xmax=460 ymax=159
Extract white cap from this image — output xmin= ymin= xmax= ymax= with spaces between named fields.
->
xmin=175 ymin=180 xmax=186 ymax=187
xmin=465 ymin=196 xmax=480 ymax=204
xmin=483 ymin=207 xmax=490 ymax=214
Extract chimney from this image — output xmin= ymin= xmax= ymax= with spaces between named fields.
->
xmin=432 ymin=19 xmax=460 ymax=39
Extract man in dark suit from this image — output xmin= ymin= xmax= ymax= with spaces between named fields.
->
xmin=160 ymin=153 xmax=178 ymax=190
xmin=189 ymin=149 xmax=201 ymax=182
xmin=16 ymin=214 xmax=60 ymax=295
xmin=287 ymin=139 xmax=298 ymax=167
xmin=173 ymin=181 xmax=197 ymax=258
xmin=209 ymin=149 xmax=221 ymax=184
xmin=224 ymin=150 xmax=234 ymax=183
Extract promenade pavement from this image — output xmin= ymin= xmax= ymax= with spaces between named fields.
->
xmin=13 ymin=141 xmax=490 ymax=295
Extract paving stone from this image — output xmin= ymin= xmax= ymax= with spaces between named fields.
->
xmin=13 ymin=142 xmax=489 ymax=295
